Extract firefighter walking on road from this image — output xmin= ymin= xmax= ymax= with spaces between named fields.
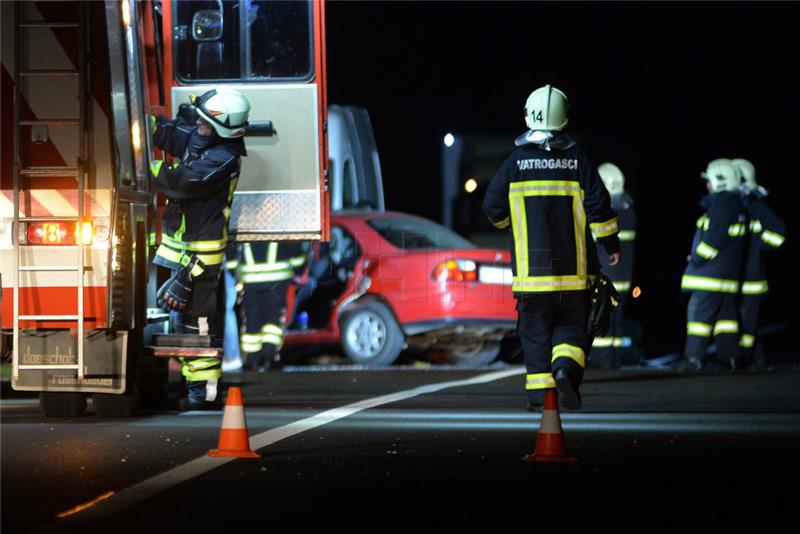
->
xmin=680 ymin=158 xmax=747 ymax=370
xmin=731 ymin=158 xmax=786 ymax=369
xmin=238 ymin=242 xmax=307 ymax=372
xmin=482 ymin=84 xmax=620 ymax=411
xmin=149 ymin=88 xmax=250 ymax=409
xmin=589 ymin=162 xmax=637 ymax=369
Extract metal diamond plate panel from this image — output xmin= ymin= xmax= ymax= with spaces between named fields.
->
xmin=230 ymin=191 xmax=320 ymax=234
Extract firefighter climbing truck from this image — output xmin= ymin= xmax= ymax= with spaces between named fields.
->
xmin=0 ymin=0 xmax=328 ymax=417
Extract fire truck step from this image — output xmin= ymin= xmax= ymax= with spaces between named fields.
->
xmin=152 ymin=334 xmax=217 ymax=347
xmin=149 ymin=347 xmax=222 ymax=359
xmin=149 ymin=334 xmax=223 ymax=358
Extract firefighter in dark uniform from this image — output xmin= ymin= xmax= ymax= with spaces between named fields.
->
xmin=482 ymin=84 xmax=620 ymax=411
xmin=589 ymin=162 xmax=636 ymax=369
xmin=731 ymin=158 xmax=786 ymax=369
xmin=149 ymin=88 xmax=250 ymax=409
xmin=238 ymin=242 xmax=307 ymax=371
xmin=680 ymin=158 xmax=747 ymax=370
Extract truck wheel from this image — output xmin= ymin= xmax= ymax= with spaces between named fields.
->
xmin=94 ymin=393 xmax=138 ymax=418
xmin=445 ymin=341 xmax=502 ymax=368
xmin=340 ymin=301 xmax=404 ymax=367
xmin=39 ymin=393 xmax=87 ymax=418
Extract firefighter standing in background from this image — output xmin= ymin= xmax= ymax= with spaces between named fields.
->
xmin=731 ymin=158 xmax=786 ymax=369
xmin=149 ymin=88 xmax=250 ymax=409
xmin=680 ymin=158 xmax=746 ymax=370
xmin=482 ymin=84 xmax=620 ymax=411
xmin=589 ymin=162 xmax=637 ymax=369
xmin=238 ymin=242 xmax=307 ymax=371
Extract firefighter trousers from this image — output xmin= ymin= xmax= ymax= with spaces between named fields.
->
xmin=241 ymin=280 xmax=290 ymax=370
xmin=588 ymin=293 xmax=629 ymax=369
xmin=170 ymin=269 xmax=224 ymax=400
xmin=517 ymin=291 xmax=590 ymax=405
xmin=684 ymin=291 xmax=739 ymax=365
xmin=738 ymin=294 xmax=762 ymax=363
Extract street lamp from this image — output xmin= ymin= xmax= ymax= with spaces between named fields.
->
xmin=441 ymin=132 xmax=463 ymax=228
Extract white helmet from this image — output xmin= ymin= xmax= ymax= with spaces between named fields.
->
xmin=598 ymin=162 xmax=625 ymax=196
xmin=192 ymin=88 xmax=250 ymax=138
xmin=701 ymin=158 xmax=738 ymax=193
xmin=524 ymin=84 xmax=569 ymax=131
xmin=731 ymin=158 xmax=757 ymax=192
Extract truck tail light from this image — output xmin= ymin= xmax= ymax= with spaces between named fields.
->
xmin=25 ymin=221 xmax=94 ymax=246
xmin=432 ymin=259 xmax=477 ymax=282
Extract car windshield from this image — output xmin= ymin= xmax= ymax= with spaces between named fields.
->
xmin=367 ymin=216 xmax=476 ymax=250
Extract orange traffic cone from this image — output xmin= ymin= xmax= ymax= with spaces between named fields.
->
xmin=208 ymin=386 xmax=261 ymax=458
xmin=522 ymin=389 xmax=577 ymax=463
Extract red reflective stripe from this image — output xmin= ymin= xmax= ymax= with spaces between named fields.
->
xmin=1 ymin=286 xmax=107 ymax=329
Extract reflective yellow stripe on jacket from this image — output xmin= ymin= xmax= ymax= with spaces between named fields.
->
xmin=509 ymin=181 xmax=591 ymax=293
xmin=681 ymin=275 xmax=739 ymax=294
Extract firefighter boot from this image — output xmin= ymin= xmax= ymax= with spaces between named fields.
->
xmin=554 ymin=368 xmax=582 ymax=410
xmin=178 ymin=380 xmax=221 ymax=411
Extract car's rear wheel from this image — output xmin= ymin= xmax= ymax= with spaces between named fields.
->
xmin=445 ymin=341 xmax=502 ymax=368
xmin=340 ymin=301 xmax=404 ymax=367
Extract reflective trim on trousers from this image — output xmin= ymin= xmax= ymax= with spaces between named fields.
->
xmin=739 ymin=334 xmax=755 ymax=348
xmin=551 ymin=343 xmax=586 ymax=368
xmin=687 ymin=322 xmax=712 ymax=337
xmin=179 ymin=357 xmax=222 ymax=381
xmin=713 ymin=320 xmax=739 ymax=335
xmin=525 ymin=372 xmax=556 ymax=390
xmin=592 ymin=336 xmax=632 ymax=348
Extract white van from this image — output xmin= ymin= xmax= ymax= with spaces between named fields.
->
xmin=327 ymin=105 xmax=385 ymax=212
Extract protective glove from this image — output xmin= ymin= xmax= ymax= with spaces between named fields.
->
xmin=586 ymin=273 xmax=620 ymax=337
xmin=156 ymin=256 xmax=205 ymax=312
xmin=177 ymin=102 xmax=199 ymax=125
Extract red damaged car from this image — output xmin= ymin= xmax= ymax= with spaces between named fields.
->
xmin=283 ymin=210 xmax=518 ymax=367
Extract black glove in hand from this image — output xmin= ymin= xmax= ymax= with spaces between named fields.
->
xmin=177 ymin=102 xmax=199 ymax=125
xmin=156 ymin=256 xmax=206 ymax=312
xmin=156 ymin=272 xmax=192 ymax=312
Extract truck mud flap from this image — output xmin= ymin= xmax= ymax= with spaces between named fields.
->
xmin=13 ymin=330 xmax=127 ymax=394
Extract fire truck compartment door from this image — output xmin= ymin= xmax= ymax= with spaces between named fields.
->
xmin=172 ymin=85 xmax=322 ymax=240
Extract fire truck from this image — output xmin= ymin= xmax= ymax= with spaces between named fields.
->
xmin=0 ymin=0 xmax=329 ymax=417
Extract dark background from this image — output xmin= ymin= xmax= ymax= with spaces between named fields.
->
xmin=325 ymin=1 xmax=799 ymax=360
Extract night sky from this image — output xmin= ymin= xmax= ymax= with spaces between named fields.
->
xmin=325 ymin=1 xmax=799 ymax=360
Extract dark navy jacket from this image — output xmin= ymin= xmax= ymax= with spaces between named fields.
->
xmin=596 ymin=193 xmax=636 ymax=293
xmin=150 ymin=115 xmax=246 ymax=272
xmin=482 ymin=134 xmax=619 ymax=295
xmin=741 ymin=193 xmax=786 ymax=295
xmin=681 ymin=192 xmax=746 ymax=293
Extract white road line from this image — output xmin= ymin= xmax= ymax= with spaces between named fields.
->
xmin=66 ymin=367 xmax=525 ymax=521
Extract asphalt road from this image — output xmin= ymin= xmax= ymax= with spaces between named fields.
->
xmin=2 ymin=366 xmax=800 ymax=533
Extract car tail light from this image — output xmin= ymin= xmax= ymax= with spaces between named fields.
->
xmin=433 ymin=259 xmax=477 ymax=282
xmin=25 ymin=221 xmax=94 ymax=246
